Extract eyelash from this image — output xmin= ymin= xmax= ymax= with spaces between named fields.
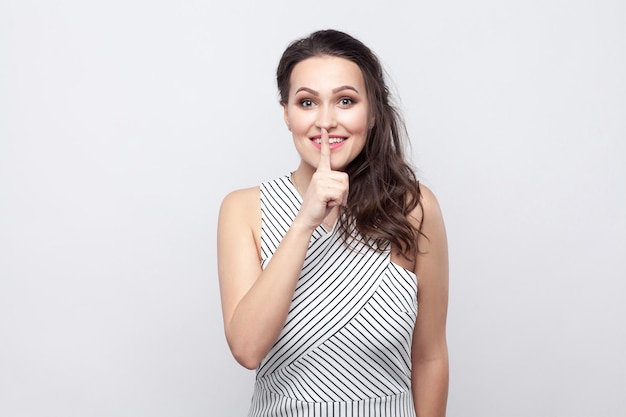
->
xmin=298 ymin=97 xmax=356 ymax=107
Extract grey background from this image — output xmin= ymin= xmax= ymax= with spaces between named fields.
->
xmin=1 ymin=0 xmax=625 ymax=416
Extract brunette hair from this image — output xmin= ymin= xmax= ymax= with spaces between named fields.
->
xmin=276 ymin=29 xmax=424 ymax=258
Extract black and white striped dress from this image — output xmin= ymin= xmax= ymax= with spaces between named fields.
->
xmin=250 ymin=176 xmax=418 ymax=417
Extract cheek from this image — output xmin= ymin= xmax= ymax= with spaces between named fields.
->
xmin=343 ymin=109 xmax=370 ymax=132
xmin=288 ymin=112 xmax=313 ymax=134
xmin=349 ymin=120 xmax=369 ymax=135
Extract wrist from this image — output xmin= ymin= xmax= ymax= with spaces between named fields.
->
xmin=291 ymin=215 xmax=319 ymax=234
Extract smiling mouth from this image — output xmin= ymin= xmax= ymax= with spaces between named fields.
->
xmin=311 ymin=137 xmax=347 ymax=144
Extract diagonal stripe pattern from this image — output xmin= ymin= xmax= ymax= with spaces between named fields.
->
xmin=252 ymin=176 xmax=418 ymax=416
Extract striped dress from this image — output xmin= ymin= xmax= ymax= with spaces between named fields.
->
xmin=250 ymin=176 xmax=418 ymax=417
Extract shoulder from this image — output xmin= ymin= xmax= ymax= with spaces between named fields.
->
xmin=220 ymin=186 xmax=260 ymax=207
xmin=219 ymin=186 xmax=260 ymax=217
xmin=219 ymin=175 xmax=290 ymax=216
xmin=405 ymin=183 xmax=447 ymax=260
xmin=218 ymin=186 xmax=262 ymax=253
xmin=418 ymin=183 xmax=444 ymax=222
xmin=411 ymin=183 xmax=447 ymax=261
xmin=218 ymin=186 xmax=261 ymax=227
xmin=407 ymin=183 xmax=444 ymax=229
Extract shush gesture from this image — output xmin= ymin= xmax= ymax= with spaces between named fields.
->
xmin=316 ymin=127 xmax=333 ymax=173
xmin=219 ymin=29 xmax=448 ymax=416
xmin=296 ymin=128 xmax=349 ymax=231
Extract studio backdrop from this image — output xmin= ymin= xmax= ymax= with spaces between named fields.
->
xmin=1 ymin=1 xmax=625 ymax=416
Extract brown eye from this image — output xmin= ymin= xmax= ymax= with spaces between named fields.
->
xmin=300 ymin=99 xmax=314 ymax=107
xmin=339 ymin=97 xmax=354 ymax=106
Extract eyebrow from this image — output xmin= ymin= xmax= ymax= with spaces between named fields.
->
xmin=294 ymin=85 xmax=361 ymax=95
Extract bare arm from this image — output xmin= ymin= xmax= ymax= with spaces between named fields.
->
xmin=217 ymin=188 xmax=315 ymax=369
xmin=217 ymin=129 xmax=348 ymax=369
xmin=411 ymin=185 xmax=449 ymax=416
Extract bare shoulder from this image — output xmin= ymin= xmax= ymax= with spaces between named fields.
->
xmin=409 ymin=183 xmax=447 ymax=261
xmin=407 ymin=183 xmax=445 ymax=230
xmin=418 ymin=183 xmax=444 ymax=223
xmin=218 ymin=186 xmax=261 ymax=236
xmin=219 ymin=186 xmax=260 ymax=214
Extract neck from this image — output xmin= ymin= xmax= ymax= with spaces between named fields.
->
xmin=291 ymin=164 xmax=315 ymax=192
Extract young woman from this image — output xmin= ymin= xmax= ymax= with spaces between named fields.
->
xmin=218 ymin=29 xmax=449 ymax=417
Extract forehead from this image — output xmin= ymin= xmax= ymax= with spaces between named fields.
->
xmin=289 ymin=56 xmax=365 ymax=94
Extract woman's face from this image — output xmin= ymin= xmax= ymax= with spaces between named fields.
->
xmin=284 ymin=55 xmax=370 ymax=172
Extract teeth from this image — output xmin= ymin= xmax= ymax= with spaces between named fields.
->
xmin=313 ymin=138 xmax=346 ymax=144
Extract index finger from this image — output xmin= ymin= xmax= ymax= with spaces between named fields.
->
xmin=317 ymin=128 xmax=331 ymax=172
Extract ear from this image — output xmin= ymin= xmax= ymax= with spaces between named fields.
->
xmin=283 ymin=103 xmax=291 ymax=131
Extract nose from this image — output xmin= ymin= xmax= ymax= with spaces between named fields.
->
xmin=314 ymin=105 xmax=337 ymax=130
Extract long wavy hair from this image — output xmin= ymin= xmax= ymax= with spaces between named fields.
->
xmin=276 ymin=29 xmax=424 ymax=258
